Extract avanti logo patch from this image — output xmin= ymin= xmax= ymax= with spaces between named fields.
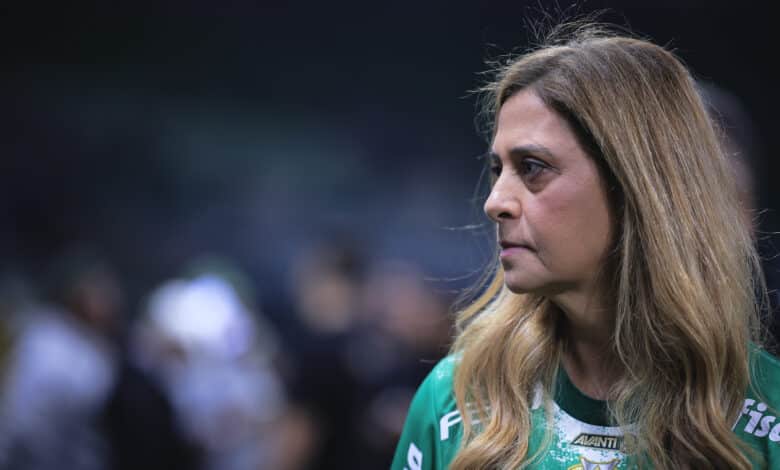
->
xmin=570 ymin=433 xmax=622 ymax=451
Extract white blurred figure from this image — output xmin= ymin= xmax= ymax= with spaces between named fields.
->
xmin=132 ymin=271 xmax=286 ymax=470
xmin=1 ymin=306 xmax=115 ymax=470
xmin=0 ymin=258 xmax=121 ymax=470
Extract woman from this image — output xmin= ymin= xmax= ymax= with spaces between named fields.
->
xmin=392 ymin=23 xmax=780 ymax=469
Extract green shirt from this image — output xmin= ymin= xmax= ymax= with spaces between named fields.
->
xmin=391 ymin=349 xmax=780 ymax=469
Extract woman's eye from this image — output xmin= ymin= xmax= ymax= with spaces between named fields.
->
xmin=519 ymin=159 xmax=546 ymax=179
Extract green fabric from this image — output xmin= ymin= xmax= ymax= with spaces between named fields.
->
xmin=554 ymin=366 xmax=610 ymax=427
xmin=391 ymin=348 xmax=780 ymax=469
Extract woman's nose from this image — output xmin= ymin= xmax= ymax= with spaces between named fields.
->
xmin=484 ymin=180 xmax=522 ymax=222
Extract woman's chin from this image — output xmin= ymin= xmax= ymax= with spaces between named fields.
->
xmin=502 ymin=272 xmax=564 ymax=297
xmin=502 ymin=274 xmax=543 ymax=294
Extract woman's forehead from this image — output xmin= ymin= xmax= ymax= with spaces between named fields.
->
xmin=492 ymin=91 xmax=586 ymax=165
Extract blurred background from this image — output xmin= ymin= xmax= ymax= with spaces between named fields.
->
xmin=1 ymin=1 xmax=777 ymax=469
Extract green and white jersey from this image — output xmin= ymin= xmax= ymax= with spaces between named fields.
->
xmin=392 ymin=348 xmax=780 ymax=469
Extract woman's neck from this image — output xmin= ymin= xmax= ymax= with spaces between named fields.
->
xmin=553 ymin=291 xmax=618 ymax=400
xmin=560 ymin=340 xmax=617 ymax=400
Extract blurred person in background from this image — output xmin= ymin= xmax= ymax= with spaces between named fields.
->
xmin=100 ymin=329 xmax=203 ymax=470
xmin=0 ymin=272 xmax=36 ymax=468
xmin=0 ymin=251 xmax=120 ymax=470
xmin=281 ymin=237 xmax=369 ymax=469
xmin=354 ymin=260 xmax=451 ymax=466
xmin=282 ymin=236 xmax=452 ymax=469
xmin=0 ymin=273 xmax=33 ymax=377
xmin=99 ymin=274 xmax=203 ymax=469
xmin=130 ymin=257 xmax=287 ymax=470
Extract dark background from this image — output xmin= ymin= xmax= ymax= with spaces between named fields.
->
xmin=2 ymin=1 xmax=777 ymax=311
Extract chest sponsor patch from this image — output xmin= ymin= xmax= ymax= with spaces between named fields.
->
xmin=570 ymin=433 xmax=623 ymax=451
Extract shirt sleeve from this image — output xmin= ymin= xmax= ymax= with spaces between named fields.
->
xmin=390 ymin=371 xmax=442 ymax=470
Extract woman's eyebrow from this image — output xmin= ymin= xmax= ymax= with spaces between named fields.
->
xmin=489 ymin=144 xmax=556 ymax=161
xmin=507 ymin=144 xmax=555 ymax=159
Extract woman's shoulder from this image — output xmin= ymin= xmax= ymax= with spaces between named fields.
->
xmin=413 ymin=355 xmax=459 ymax=419
xmin=749 ymin=346 xmax=780 ymax=401
xmin=391 ymin=355 xmax=462 ymax=470
xmin=425 ymin=355 xmax=458 ymax=389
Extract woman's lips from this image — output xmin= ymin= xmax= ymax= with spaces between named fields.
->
xmin=500 ymin=241 xmax=534 ymax=250
xmin=499 ymin=241 xmax=535 ymax=258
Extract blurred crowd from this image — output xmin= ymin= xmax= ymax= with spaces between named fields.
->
xmin=0 ymin=239 xmax=453 ymax=470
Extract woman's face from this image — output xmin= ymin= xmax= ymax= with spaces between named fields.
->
xmin=485 ymin=89 xmax=614 ymax=298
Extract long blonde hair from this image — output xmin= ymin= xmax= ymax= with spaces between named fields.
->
xmin=450 ymin=23 xmax=765 ymax=469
